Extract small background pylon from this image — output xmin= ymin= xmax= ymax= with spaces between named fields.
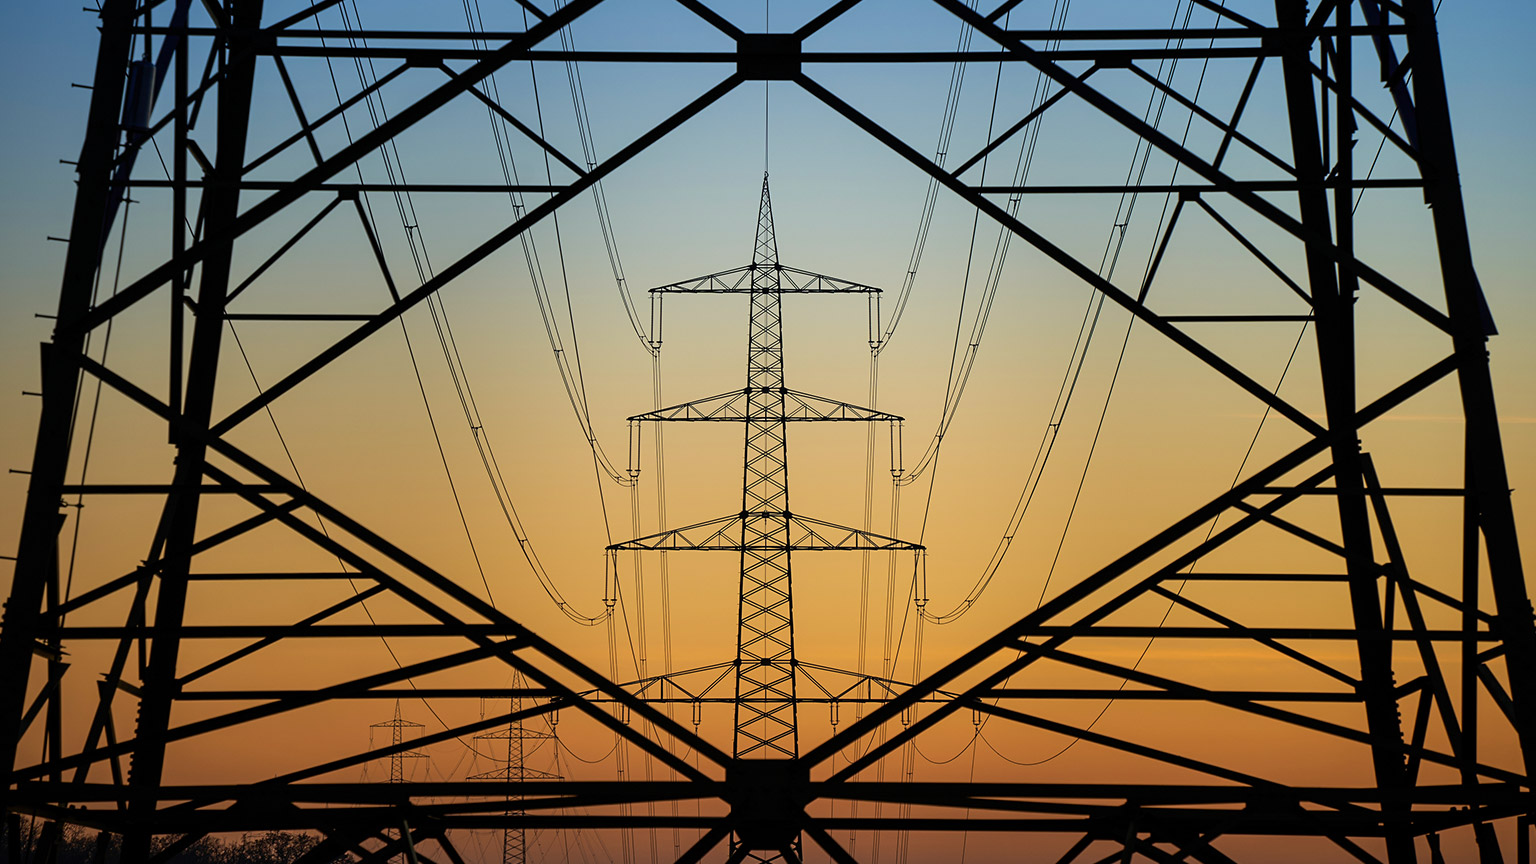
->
xmin=370 ymin=699 xmax=427 ymax=784
xmin=472 ymin=679 xmax=560 ymax=864
xmin=370 ymin=700 xmax=428 ymax=864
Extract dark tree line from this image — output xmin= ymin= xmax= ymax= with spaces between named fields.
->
xmin=2 ymin=819 xmax=354 ymax=864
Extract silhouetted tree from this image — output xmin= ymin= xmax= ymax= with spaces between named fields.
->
xmin=2 ymin=819 xmax=352 ymax=864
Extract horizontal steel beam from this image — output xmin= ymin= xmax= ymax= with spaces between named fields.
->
xmin=254 ymin=48 xmax=1280 ymax=62
xmin=975 ymin=688 xmax=1360 ymax=702
xmin=1004 ymin=626 xmax=1496 ymax=641
xmin=126 ymin=180 xmax=566 ymax=193
xmin=176 ymin=688 xmax=549 ymax=700
xmin=55 ymin=625 xmax=529 ymax=639
xmin=14 ymin=780 xmax=1522 ymax=807
xmin=59 ymin=484 xmax=281 ymax=494
xmin=129 ymin=24 xmax=1410 ymax=42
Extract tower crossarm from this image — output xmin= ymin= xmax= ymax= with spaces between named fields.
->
xmin=649 ymin=265 xmax=880 ymax=294
xmin=469 ymin=765 xmax=561 ymax=781
xmin=786 ymin=514 xmax=922 ymax=551
xmin=570 ymin=659 xmax=962 ymax=706
xmin=629 ymin=387 xmax=901 ymax=422
xmin=608 ymin=513 xmax=745 ymax=551
xmin=608 ymin=512 xmax=921 ymax=552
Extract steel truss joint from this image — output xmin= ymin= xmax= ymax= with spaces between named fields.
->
xmin=738 ymin=34 xmax=800 ymax=80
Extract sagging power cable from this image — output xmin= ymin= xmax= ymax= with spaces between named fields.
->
xmin=331 ymin=0 xmax=614 ymax=623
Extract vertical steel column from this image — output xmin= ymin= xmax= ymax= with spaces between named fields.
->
xmin=170 ymin=0 xmax=189 ymax=428
xmin=119 ymin=2 xmax=262 ymax=860
xmin=44 ymin=514 xmax=64 ymax=792
xmin=1275 ymin=3 xmax=1413 ymax=861
xmin=1401 ymin=0 xmax=1536 ymax=777
xmin=0 ymin=0 xmax=135 ymax=807
xmin=734 ymin=174 xmax=798 ymax=759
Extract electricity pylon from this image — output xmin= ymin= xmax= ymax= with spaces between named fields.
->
xmin=472 ymin=684 xmax=559 ymax=864
xmin=2 ymin=2 xmax=1533 ymax=863
xmin=371 ymin=702 xmax=426 ymax=864
xmin=371 ymin=701 xmax=427 ymax=784
xmin=610 ymin=175 xmax=920 ymax=766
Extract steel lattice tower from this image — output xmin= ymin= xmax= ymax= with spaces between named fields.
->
xmin=2 ymin=1 xmax=1534 ymax=863
xmin=472 ymin=686 xmax=558 ymax=864
xmin=738 ymin=177 xmax=796 ymax=760
xmin=372 ymin=701 xmax=427 ymax=785
xmin=610 ymin=175 xmax=919 ymax=765
xmin=372 ymin=703 xmax=427 ymax=864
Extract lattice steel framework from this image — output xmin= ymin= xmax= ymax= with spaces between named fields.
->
xmin=373 ymin=701 xmax=427 ymax=786
xmin=2 ymin=1 xmax=1534 ymax=863
xmin=609 ymin=174 xmax=918 ymax=763
xmin=471 ymin=688 xmax=558 ymax=864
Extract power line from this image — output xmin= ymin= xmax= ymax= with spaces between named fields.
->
xmin=325 ymin=0 xmax=615 ymax=624
xmin=914 ymin=0 xmax=1197 ymax=626
xmin=958 ymin=0 xmax=1329 ymax=771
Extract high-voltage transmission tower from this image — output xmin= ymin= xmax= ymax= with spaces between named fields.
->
xmin=610 ymin=174 xmax=919 ymax=763
xmin=472 ymin=688 xmax=559 ymax=864
xmin=372 ymin=704 xmax=426 ymax=864
xmin=373 ymin=701 xmax=427 ymax=785
xmin=2 ymin=1 xmax=1534 ymax=863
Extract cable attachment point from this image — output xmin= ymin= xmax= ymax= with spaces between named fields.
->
xmin=737 ymin=33 xmax=801 ymax=81
xmin=627 ymin=419 xmax=642 ymax=480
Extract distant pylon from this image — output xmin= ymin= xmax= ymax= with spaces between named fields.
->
xmin=472 ymin=679 xmax=559 ymax=864
xmin=734 ymin=175 xmax=798 ymax=757
xmin=371 ymin=701 xmax=427 ymax=864
xmin=611 ymin=175 xmax=921 ymax=764
xmin=371 ymin=700 xmax=426 ymax=784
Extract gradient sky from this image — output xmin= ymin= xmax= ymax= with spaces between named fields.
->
xmin=3 ymin=2 xmax=1535 ymax=862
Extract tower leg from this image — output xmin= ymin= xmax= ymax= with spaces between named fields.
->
xmin=0 ymin=0 xmax=135 ymax=808
xmin=1274 ymin=3 xmax=1413 ymax=861
xmin=1401 ymin=0 xmax=1536 ymax=775
xmin=119 ymin=2 xmax=263 ymax=860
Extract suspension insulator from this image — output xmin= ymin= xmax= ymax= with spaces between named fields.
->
xmin=627 ymin=420 xmax=642 ymax=480
xmin=121 ymin=59 xmax=155 ymax=131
